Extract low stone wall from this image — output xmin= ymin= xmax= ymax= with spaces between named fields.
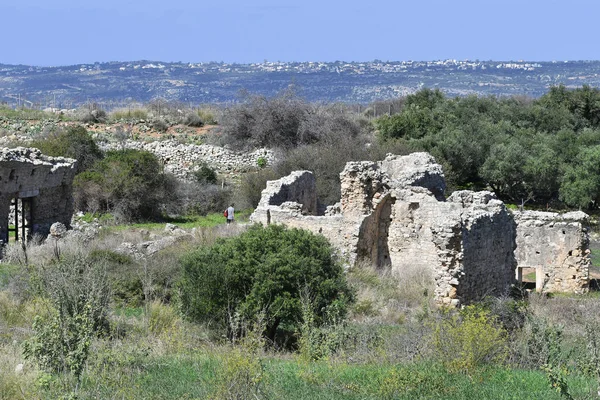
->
xmin=99 ymin=139 xmax=274 ymax=180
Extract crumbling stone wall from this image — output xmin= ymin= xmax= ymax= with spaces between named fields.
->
xmin=513 ymin=211 xmax=590 ymax=294
xmin=0 ymin=147 xmax=77 ymax=242
xmin=250 ymin=152 xmax=589 ymax=306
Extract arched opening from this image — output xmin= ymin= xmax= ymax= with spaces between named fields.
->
xmin=356 ymin=194 xmax=394 ymax=269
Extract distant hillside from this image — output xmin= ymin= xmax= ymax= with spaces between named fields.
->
xmin=1 ymin=60 xmax=600 ymax=109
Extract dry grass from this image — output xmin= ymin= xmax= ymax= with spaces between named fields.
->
xmin=347 ymin=261 xmax=434 ymax=324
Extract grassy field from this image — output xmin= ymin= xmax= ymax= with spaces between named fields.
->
xmin=90 ymin=209 xmax=253 ymax=232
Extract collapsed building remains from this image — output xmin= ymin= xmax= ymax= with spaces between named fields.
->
xmin=251 ymin=153 xmax=590 ymax=306
xmin=0 ymin=147 xmax=77 ymax=243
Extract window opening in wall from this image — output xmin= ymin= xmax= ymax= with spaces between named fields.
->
xmin=8 ymin=197 xmax=33 ymax=244
xmin=516 ymin=266 xmax=537 ymax=291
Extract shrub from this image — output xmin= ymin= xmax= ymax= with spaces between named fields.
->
xmin=88 ymin=249 xmax=143 ymax=307
xmin=256 ymin=156 xmax=267 ymax=169
xmin=30 ymin=125 xmax=103 ymax=173
xmin=273 ymin=135 xmax=375 ymax=205
xmin=197 ymin=108 xmax=218 ymax=125
xmin=430 ymin=305 xmax=509 ymax=372
xmin=77 ymin=103 xmax=107 ymax=124
xmin=220 ymin=90 xmax=369 ymax=152
xmin=179 ymin=224 xmax=354 ymax=346
xmin=173 ymin=180 xmax=232 ymax=216
xmin=73 ymin=149 xmax=178 ymax=222
xmin=152 ymin=119 xmax=169 ymax=132
xmin=193 ymin=163 xmax=218 ymax=185
xmin=220 ymin=88 xmax=309 ymax=150
xmin=236 ymin=168 xmax=279 ymax=209
xmin=184 ymin=112 xmax=204 ymax=127
xmin=23 ymin=254 xmax=110 ymax=380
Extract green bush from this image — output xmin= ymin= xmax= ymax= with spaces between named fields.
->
xmin=73 ymin=149 xmax=179 ymax=222
xmin=23 ymin=254 xmax=111 ymax=380
xmin=179 ymin=224 xmax=354 ymax=346
xmin=88 ymin=249 xmax=143 ymax=307
xmin=193 ymin=163 xmax=218 ymax=185
xmin=31 ymin=125 xmax=103 ymax=173
xmin=431 ymin=305 xmax=509 ymax=372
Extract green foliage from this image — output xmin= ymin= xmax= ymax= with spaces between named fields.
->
xmin=378 ymin=365 xmax=445 ymax=400
xmin=431 ymin=305 xmax=509 ymax=372
xmin=31 ymin=125 xmax=103 ymax=173
xmin=23 ymin=306 xmax=95 ymax=379
xmin=373 ymin=86 xmax=600 ymax=208
xmin=179 ymin=224 xmax=354 ymax=345
xmin=23 ymin=254 xmax=110 ymax=380
xmin=560 ymin=145 xmax=600 ymax=208
xmin=297 ymin=295 xmax=349 ymax=361
xmin=256 ymin=156 xmax=267 ymax=169
xmin=74 ymin=149 xmax=178 ymax=221
xmin=0 ymin=105 xmax=55 ymax=120
xmin=110 ymin=108 xmax=149 ymax=121
xmin=192 ymin=163 xmax=218 ymax=185
xmin=88 ymin=249 xmax=143 ymax=307
xmin=542 ymin=364 xmax=574 ymax=399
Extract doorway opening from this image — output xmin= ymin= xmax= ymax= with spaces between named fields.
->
xmin=8 ymin=197 xmax=33 ymax=244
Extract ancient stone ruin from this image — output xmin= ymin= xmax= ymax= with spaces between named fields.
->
xmin=0 ymin=147 xmax=77 ymax=244
xmin=251 ymin=153 xmax=591 ymax=306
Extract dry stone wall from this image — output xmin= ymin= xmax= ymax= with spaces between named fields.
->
xmin=99 ymin=139 xmax=274 ymax=180
xmin=251 ymin=152 xmax=590 ymax=306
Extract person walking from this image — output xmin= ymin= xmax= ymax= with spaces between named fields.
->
xmin=226 ymin=204 xmax=235 ymax=224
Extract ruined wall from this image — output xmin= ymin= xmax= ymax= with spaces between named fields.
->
xmin=256 ymin=170 xmax=318 ymax=216
xmin=386 ymin=189 xmax=516 ymax=306
xmin=447 ymin=191 xmax=517 ymax=304
xmin=250 ymin=152 xmax=589 ymax=307
xmin=0 ymin=147 xmax=77 ymax=242
xmin=513 ymin=211 xmax=590 ymax=294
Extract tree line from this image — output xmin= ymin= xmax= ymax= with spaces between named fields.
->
xmin=376 ymin=85 xmax=600 ymax=209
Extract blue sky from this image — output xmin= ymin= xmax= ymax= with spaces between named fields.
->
xmin=3 ymin=0 xmax=598 ymax=66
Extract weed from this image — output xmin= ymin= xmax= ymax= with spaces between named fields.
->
xmin=430 ymin=305 xmax=509 ymax=372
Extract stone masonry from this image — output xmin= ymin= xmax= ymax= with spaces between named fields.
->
xmin=251 ymin=152 xmax=590 ymax=306
xmin=0 ymin=147 xmax=77 ymax=243
xmin=513 ymin=211 xmax=590 ymax=293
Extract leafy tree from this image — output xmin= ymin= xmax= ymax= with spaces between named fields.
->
xmin=480 ymin=141 xmax=529 ymax=202
xmin=179 ymin=224 xmax=354 ymax=346
xmin=31 ymin=125 xmax=103 ymax=173
xmin=560 ymin=145 xmax=600 ymax=208
xmin=74 ymin=149 xmax=178 ymax=221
